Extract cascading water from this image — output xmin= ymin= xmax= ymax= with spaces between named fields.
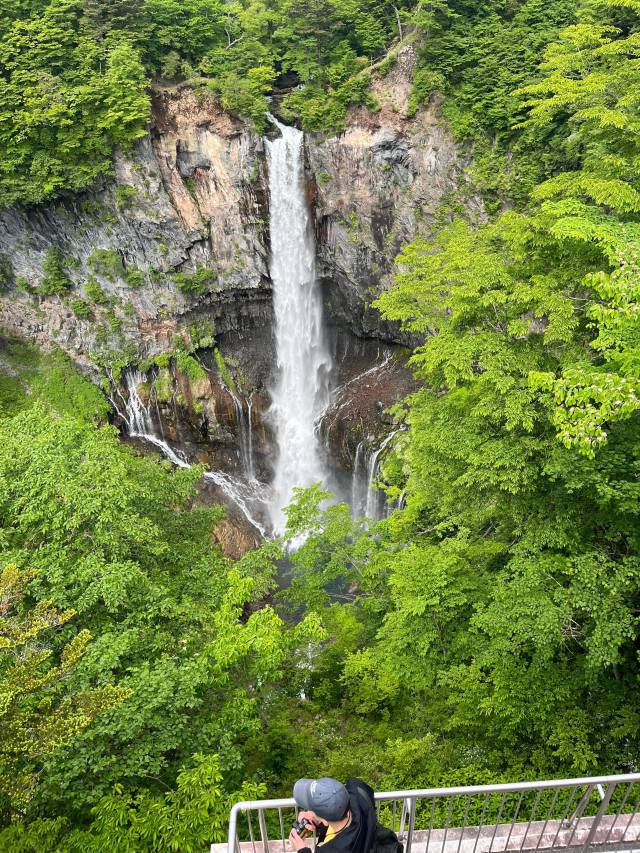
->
xmin=351 ymin=429 xmax=403 ymax=522
xmin=115 ymin=369 xmax=268 ymax=537
xmin=231 ymin=391 xmax=256 ymax=481
xmin=351 ymin=441 xmax=369 ymax=518
xmin=266 ymin=119 xmax=332 ymax=533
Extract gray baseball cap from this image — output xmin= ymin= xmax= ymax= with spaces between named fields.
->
xmin=293 ymin=778 xmax=349 ymax=821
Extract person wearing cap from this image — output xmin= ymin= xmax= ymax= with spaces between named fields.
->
xmin=289 ymin=777 xmax=377 ymax=853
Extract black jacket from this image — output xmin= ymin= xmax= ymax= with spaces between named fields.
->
xmin=300 ymin=778 xmax=377 ymax=853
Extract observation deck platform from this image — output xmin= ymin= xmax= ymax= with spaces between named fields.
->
xmin=217 ymin=774 xmax=640 ymax=853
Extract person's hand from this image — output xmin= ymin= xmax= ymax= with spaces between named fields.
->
xmin=296 ymin=812 xmax=318 ymax=827
xmin=289 ymin=828 xmax=308 ymax=851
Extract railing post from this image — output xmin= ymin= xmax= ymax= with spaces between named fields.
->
xmin=399 ymin=798 xmax=409 ymax=837
xmin=259 ymin=808 xmax=269 ymax=853
xmin=226 ymin=803 xmax=242 ymax=853
xmin=405 ymin=797 xmax=416 ymax=853
xmin=579 ymin=782 xmax=615 ymax=853
xmin=563 ymin=785 xmax=595 ymax=829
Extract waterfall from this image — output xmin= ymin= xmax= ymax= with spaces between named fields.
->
xmin=231 ymin=392 xmax=256 ymax=481
xmin=118 ymin=370 xmax=268 ymax=537
xmin=266 ymin=119 xmax=332 ymax=533
xmin=124 ymin=370 xmax=156 ymax=438
xmin=365 ymin=445 xmax=386 ymax=520
xmin=246 ymin=394 xmax=254 ymax=479
xmin=351 ymin=441 xmax=368 ymax=519
xmin=351 ymin=429 xmax=402 ymax=522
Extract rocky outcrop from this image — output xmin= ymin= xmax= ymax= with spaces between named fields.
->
xmin=319 ymin=332 xmax=417 ymax=471
xmin=0 ymin=86 xmax=271 ymax=377
xmin=308 ymin=44 xmax=480 ymax=340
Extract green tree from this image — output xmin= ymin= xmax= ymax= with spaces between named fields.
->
xmin=0 ymin=564 xmax=127 ymax=822
xmin=0 ymin=346 xmax=324 ymax=837
xmin=0 ymin=3 xmax=149 ymax=205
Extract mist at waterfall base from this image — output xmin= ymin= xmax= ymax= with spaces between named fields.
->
xmin=112 ymin=121 xmax=399 ymax=539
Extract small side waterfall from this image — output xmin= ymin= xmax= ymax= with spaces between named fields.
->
xmin=351 ymin=429 xmax=402 ymax=521
xmin=231 ymin=391 xmax=256 ymax=481
xmin=351 ymin=441 xmax=368 ymax=516
xmin=116 ymin=370 xmax=268 ymax=537
xmin=266 ymin=119 xmax=332 ymax=533
xmin=125 ymin=370 xmax=155 ymax=438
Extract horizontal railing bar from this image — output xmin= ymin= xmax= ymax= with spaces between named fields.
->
xmin=229 ymin=773 xmax=640 ymax=813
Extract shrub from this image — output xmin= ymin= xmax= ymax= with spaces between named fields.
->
xmin=84 ymin=276 xmax=108 ymax=305
xmin=70 ymin=298 xmax=93 ymax=319
xmin=40 ymin=248 xmax=72 ymax=296
xmin=125 ymin=267 xmax=145 ymax=288
xmin=175 ymin=352 xmax=207 ymax=383
xmin=407 ymin=68 xmax=446 ymax=118
xmin=213 ymin=347 xmax=237 ymax=393
xmin=107 ymin=311 xmax=123 ymax=332
xmin=115 ymin=185 xmax=137 ymax=208
xmin=0 ymin=254 xmax=13 ymax=292
xmin=172 ymin=266 xmax=217 ymax=296
xmin=87 ymin=249 xmax=125 ymax=281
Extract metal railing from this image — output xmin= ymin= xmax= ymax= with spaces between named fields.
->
xmin=220 ymin=774 xmax=640 ymax=853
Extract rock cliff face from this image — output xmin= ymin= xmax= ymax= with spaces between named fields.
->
xmin=0 ymin=86 xmax=271 ymax=376
xmin=0 ymin=45 xmax=469 ymax=367
xmin=309 ymin=45 xmax=474 ymax=340
xmin=0 ymin=54 xmax=474 ymax=539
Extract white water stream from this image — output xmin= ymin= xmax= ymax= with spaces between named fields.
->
xmin=266 ymin=119 xmax=332 ymax=533
xmin=115 ymin=371 xmax=269 ymax=538
xmin=351 ymin=428 xmax=403 ymax=521
xmin=231 ymin=391 xmax=256 ymax=481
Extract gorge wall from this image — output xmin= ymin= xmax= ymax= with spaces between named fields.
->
xmin=0 ymin=46 xmax=475 ymax=542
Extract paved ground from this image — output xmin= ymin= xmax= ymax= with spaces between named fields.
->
xmin=212 ymin=814 xmax=640 ymax=853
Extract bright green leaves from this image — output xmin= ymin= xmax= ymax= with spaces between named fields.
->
xmin=344 ymin=0 xmax=640 ymax=779
xmin=535 ymin=173 xmax=640 ymax=214
xmin=98 ymin=41 xmax=150 ymax=146
xmin=71 ymin=754 xmax=264 ymax=852
xmin=0 ymin=3 xmax=150 ymax=205
xmin=0 ymin=564 xmax=128 ymax=819
xmin=0 ymin=361 xmax=296 ymax=822
xmin=40 ymin=247 xmax=72 ymax=295
xmin=381 ymin=0 xmax=640 ymax=461
xmin=513 ymin=11 xmax=640 ymax=454
xmin=0 ymin=0 xmax=412 ymax=199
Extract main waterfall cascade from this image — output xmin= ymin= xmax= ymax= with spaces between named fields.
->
xmin=265 ymin=119 xmax=333 ymax=533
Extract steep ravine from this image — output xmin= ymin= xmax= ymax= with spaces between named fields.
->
xmin=0 ymin=47 xmax=473 ymax=546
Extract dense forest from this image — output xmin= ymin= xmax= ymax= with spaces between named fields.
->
xmin=1 ymin=0 xmax=640 ymax=850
